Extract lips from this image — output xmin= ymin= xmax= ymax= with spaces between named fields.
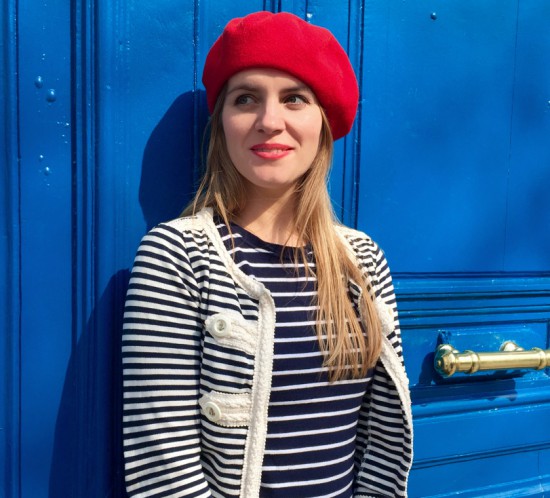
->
xmin=250 ymin=143 xmax=293 ymax=152
xmin=250 ymin=143 xmax=293 ymax=159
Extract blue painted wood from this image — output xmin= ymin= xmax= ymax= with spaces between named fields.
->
xmin=358 ymin=0 xmax=550 ymax=274
xmin=505 ymin=2 xmax=550 ymax=271
xmin=1 ymin=1 xmax=21 ymax=496
xmin=354 ymin=3 xmax=550 ymax=491
xmin=17 ymin=0 xmax=74 ymax=495
xmin=398 ymin=272 xmax=550 ymax=495
xmin=3 ymin=1 xmax=550 ymax=497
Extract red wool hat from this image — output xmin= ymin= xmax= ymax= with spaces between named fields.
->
xmin=202 ymin=11 xmax=359 ymax=140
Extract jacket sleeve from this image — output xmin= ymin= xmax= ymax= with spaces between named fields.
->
xmin=354 ymin=244 xmax=413 ymax=498
xmin=122 ymin=224 xmax=212 ymax=498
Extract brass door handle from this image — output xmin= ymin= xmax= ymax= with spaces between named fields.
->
xmin=434 ymin=341 xmax=550 ymax=378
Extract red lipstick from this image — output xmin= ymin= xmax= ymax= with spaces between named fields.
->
xmin=250 ymin=143 xmax=293 ymax=159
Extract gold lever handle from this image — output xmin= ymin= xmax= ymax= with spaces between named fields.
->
xmin=434 ymin=341 xmax=550 ymax=378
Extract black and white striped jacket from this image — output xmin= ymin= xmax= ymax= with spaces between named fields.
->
xmin=122 ymin=208 xmax=413 ymax=498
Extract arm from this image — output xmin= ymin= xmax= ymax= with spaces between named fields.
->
xmin=372 ymin=245 xmax=405 ymax=363
xmin=354 ymin=245 xmax=413 ymax=498
xmin=122 ymin=224 xmax=211 ymax=498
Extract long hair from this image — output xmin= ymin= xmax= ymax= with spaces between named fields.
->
xmin=184 ymin=87 xmax=383 ymax=381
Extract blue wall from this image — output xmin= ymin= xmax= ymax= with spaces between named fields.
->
xmin=1 ymin=1 xmax=549 ymax=497
xmin=1 ymin=1 xmax=20 ymax=496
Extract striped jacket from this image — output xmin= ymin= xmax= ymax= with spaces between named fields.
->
xmin=122 ymin=208 xmax=413 ymax=498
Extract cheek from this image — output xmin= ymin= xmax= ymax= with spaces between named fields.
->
xmin=221 ymin=113 xmax=233 ymax=140
xmin=301 ymin=112 xmax=323 ymax=149
xmin=221 ymin=116 xmax=239 ymax=161
xmin=306 ymin=125 xmax=322 ymax=153
xmin=222 ymin=116 xmax=249 ymax=149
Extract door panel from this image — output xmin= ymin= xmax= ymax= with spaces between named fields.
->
xmin=1 ymin=1 xmax=20 ymax=496
xmin=17 ymin=0 xmax=73 ymax=495
xmin=359 ymin=0 xmax=516 ymax=272
xmin=2 ymin=1 xmax=549 ymax=497
xmin=353 ymin=2 xmax=550 ymax=494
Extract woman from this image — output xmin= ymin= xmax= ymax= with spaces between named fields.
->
xmin=123 ymin=11 xmax=412 ymax=498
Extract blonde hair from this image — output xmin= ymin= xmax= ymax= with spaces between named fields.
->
xmin=184 ymin=87 xmax=382 ymax=381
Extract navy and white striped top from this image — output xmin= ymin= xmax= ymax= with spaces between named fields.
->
xmin=217 ymin=220 xmax=373 ymax=497
xmin=122 ymin=209 xmax=413 ymax=498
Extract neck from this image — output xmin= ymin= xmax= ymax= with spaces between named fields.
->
xmin=233 ymin=187 xmax=302 ymax=246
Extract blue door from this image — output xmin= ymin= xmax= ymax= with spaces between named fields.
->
xmin=1 ymin=1 xmax=549 ymax=496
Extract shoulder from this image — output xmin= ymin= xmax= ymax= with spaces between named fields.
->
xmin=145 ymin=209 xmax=213 ymax=246
xmin=157 ymin=210 xmax=210 ymax=237
xmin=134 ymin=209 xmax=218 ymax=268
xmin=335 ymin=224 xmax=384 ymax=265
xmin=335 ymin=224 xmax=396 ymax=300
xmin=335 ymin=224 xmax=375 ymax=245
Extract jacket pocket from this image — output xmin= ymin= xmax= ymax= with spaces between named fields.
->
xmin=201 ymin=312 xmax=257 ymax=392
xmin=199 ymin=390 xmax=251 ymax=427
xmin=205 ymin=312 xmax=257 ymax=355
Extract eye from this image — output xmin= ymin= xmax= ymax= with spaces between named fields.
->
xmin=234 ymin=94 xmax=255 ymax=106
xmin=284 ymin=94 xmax=309 ymax=106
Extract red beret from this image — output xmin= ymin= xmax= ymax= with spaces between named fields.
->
xmin=202 ymin=11 xmax=359 ymax=140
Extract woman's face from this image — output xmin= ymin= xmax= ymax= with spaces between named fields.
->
xmin=221 ymin=69 xmax=323 ymax=197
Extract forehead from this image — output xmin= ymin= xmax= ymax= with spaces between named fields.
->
xmin=226 ymin=68 xmax=314 ymax=93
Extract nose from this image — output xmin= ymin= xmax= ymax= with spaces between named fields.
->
xmin=255 ymin=99 xmax=285 ymax=134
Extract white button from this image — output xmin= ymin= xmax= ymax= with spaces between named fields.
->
xmin=203 ymin=401 xmax=222 ymax=422
xmin=212 ymin=317 xmax=231 ymax=337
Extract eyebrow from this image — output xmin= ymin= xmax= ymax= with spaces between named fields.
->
xmin=225 ymin=83 xmax=314 ymax=96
